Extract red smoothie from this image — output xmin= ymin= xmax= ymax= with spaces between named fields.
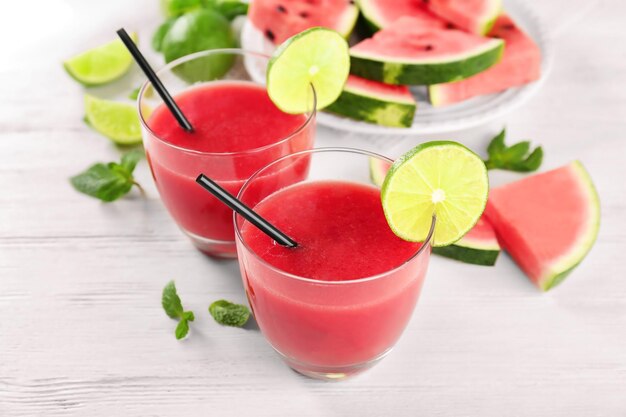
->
xmin=144 ymin=81 xmax=313 ymax=254
xmin=237 ymin=181 xmax=430 ymax=369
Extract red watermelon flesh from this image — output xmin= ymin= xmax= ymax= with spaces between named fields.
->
xmin=357 ymin=0 xmax=448 ymax=30
xmin=352 ymin=16 xmax=500 ymax=61
xmin=248 ymin=0 xmax=359 ymax=44
xmin=424 ymin=0 xmax=502 ymax=35
xmin=429 ymin=15 xmax=542 ymax=106
xmin=485 ymin=161 xmax=600 ymax=291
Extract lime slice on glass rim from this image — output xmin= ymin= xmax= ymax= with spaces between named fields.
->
xmin=381 ymin=141 xmax=489 ymax=247
xmin=266 ymin=27 xmax=350 ymax=114
xmin=63 ymin=33 xmax=137 ymax=86
xmin=84 ymin=95 xmax=144 ymax=146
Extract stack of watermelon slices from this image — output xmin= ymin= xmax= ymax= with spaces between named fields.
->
xmin=369 ymin=158 xmax=601 ymax=291
xmin=248 ymin=0 xmax=542 ymax=127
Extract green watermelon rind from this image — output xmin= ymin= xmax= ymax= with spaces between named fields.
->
xmin=356 ymin=0 xmax=391 ymax=31
xmin=432 ymin=244 xmax=500 ymax=266
xmin=539 ymin=161 xmax=601 ymax=291
xmin=325 ymin=85 xmax=416 ymax=128
xmin=350 ymin=39 xmax=504 ymax=85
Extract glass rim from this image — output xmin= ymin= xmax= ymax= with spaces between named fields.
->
xmin=234 ymin=147 xmax=437 ymax=286
xmin=136 ymin=48 xmax=317 ymax=157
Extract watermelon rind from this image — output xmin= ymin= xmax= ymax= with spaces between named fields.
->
xmin=325 ymin=83 xmax=416 ymax=128
xmin=350 ymin=38 xmax=504 ymax=85
xmin=337 ymin=4 xmax=361 ymax=39
xmin=539 ymin=161 xmax=601 ymax=291
xmin=432 ymin=239 xmax=500 ymax=266
xmin=369 ymin=157 xmax=391 ymax=187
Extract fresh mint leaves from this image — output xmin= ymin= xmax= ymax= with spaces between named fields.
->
xmin=209 ymin=300 xmax=250 ymax=327
xmin=162 ymin=281 xmax=195 ymax=340
xmin=70 ymin=150 xmax=144 ymax=202
xmin=484 ymin=129 xmax=543 ymax=172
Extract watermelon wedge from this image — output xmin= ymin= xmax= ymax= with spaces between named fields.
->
xmin=429 ymin=15 xmax=542 ymax=106
xmin=350 ymin=17 xmax=504 ymax=85
xmin=424 ymin=0 xmax=502 ymax=35
xmin=485 ymin=161 xmax=600 ymax=291
xmin=325 ymin=75 xmax=417 ymax=128
xmin=368 ymin=157 xmax=500 ymax=265
xmin=432 ymin=216 xmax=500 ymax=266
xmin=248 ymin=0 xmax=359 ymax=44
xmin=357 ymin=0 xmax=447 ymax=31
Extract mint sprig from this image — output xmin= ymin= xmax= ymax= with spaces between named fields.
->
xmin=70 ymin=150 xmax=144 ymax=202
xmin=162 ymin=281 xmax=195 ymax=340
xmin=209 ymin=300 xmax=250 ymax=327
xmin=484 ymin=129 xmax=543 ymax=172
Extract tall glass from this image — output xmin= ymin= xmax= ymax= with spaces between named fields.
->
xmin=138 ymin=49 xmax=316 ymax=258
xmin=235 ymin=148 xmax=435 ymax=380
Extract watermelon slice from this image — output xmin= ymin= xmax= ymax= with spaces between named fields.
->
xmin=350 ymin=17 xmax=504 ymax=85
xmin=485 ymin=161 xmax=600 ymax=291
xmin=248 ymin=0 xmax=359 ymax=44
xmin=429 ymin=15 xmax=542 ymax=106
xmin=325 ymin=75 xmax=417 ymax=128
xmin=357 ymin=0 xmax=447 ymax=31
xmin=432 ymin=216 xmax=500 ymax=266
xmin=368 ymin=157 xmax=500 ymax=265
xmin=424 ymin=0 xmax=502 ymax=35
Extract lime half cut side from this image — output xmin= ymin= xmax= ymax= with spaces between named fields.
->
xmin=381 ymin=141 xmax=489 ymax=247
xmin=63 ymin=33 xmax=137 ymax=86
xmin=267 ymin=27 xmax=350 ymax=114
xmin=84 ymin=95 xmax=143 ymax=145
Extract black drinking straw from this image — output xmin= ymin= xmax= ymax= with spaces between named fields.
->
xmin=196 ymin=174 xmax=298 ymax=248
xmin=116 ymin=28 xmax=194 ymax=132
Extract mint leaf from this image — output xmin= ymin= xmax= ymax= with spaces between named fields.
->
xmin=128 ymin=87 xmax=141 ymax=100
xmin=70 ymin=151 xmax=143 ymax=202
xmin=162 ymin=280 xmax=195 ymax=339
xmin=484 ymin=129 xmax=543 ymax=172
xmin=162 ymin=280 xmax=184 ymax=319
xmin=209 ymin=300 xmax=250 ymax=327
xmin=162 ymin=0 xmax=205 ymax=17
xmin=175 ymin=319 xmax=190 ymax=339
xmin=212 ymin=0 xmax=248 ymax=20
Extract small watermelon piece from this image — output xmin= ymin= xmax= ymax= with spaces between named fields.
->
xmin=248 ymin=0 xmax=359 ymax=45
xmin=432 ymin=216 xmax=500 ymax=266
xmin=368 ymin=157 xmax=500 ymax=265
xmin=357 ymin=0 xmax=447 ymax=31
xmin=485 ymin=161 xmax=601 ymax=291
xmin=424 ymin=0 xmax=502 ymax=35
xmin=350 ymin=16 xmax=504 ymax=85
xmin=429 ymin=15 xmax=542 ymax=106
xmin=325 ymin=75 xmax=417 ymax=128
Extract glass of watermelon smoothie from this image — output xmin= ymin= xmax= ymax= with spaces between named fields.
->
xmin=234 ymin=148 xmax=436 ymax=380
xmin=138 ymin=49 xmax=316 ymax=257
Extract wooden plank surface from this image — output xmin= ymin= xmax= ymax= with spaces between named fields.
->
xmin=1 ymin=0 xmax=625 ymax=415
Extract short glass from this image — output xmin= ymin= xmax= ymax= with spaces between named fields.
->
xmin=235 ymin=148 xmax=436 ymax=380
xmin=138 ymin=49 xmax=316 ymax=258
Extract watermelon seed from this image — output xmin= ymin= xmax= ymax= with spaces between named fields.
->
xmin=446 ymin=23 xmax=456 ymax=29
xmin=425 ymin=44 xmax=434 ymax=51
xmin=503 ymin=24 xmax=515 ymax=30
xmin=299 ymin=11 xmax=309 ymax=18
xmin=265 ymin=29 xmax=275 ymax=41
xmin=276 ymin=5 xmax=287 ymax=13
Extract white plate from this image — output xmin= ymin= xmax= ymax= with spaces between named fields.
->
xmin=240 ymin=0 xmax=553 ymax=135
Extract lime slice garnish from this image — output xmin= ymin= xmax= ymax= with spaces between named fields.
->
xmin=381 ymin=141 xmax=489 ymax=247
xmin=63 ymin=33 xmax=137 ymax=86
xmin=84 ymin=95 xmax=143 ymax=145
xmin=267 ymin=27 xmax=350 ymax=114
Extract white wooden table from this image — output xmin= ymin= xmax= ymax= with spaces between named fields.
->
xmin=1 ymin=0 xmax=625 ymax=415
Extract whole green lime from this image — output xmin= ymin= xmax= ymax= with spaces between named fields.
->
xmin=161 ymin=9 xmax=236 ymax=83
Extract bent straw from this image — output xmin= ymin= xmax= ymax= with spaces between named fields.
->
xmin=196 ymin=174 xmax=298 ymax=248
xmin=116 ymin=28 xmax=194 ymax=132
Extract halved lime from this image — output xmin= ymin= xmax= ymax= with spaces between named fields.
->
xmin=63 ymin=33 xmax=137 ymax=86
xmin=267 ymin=27 xmax=350 ymax=114
xmin=84 ymin=95 xmax=143 ymax=145
xmin=381 ymin=141 xmax=489 ymax=247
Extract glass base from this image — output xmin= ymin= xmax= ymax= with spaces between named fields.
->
xmin=275 ymin=347 xmax=393 ymax=381
xmin=182 ymin=228 xmax=237 ymax=259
